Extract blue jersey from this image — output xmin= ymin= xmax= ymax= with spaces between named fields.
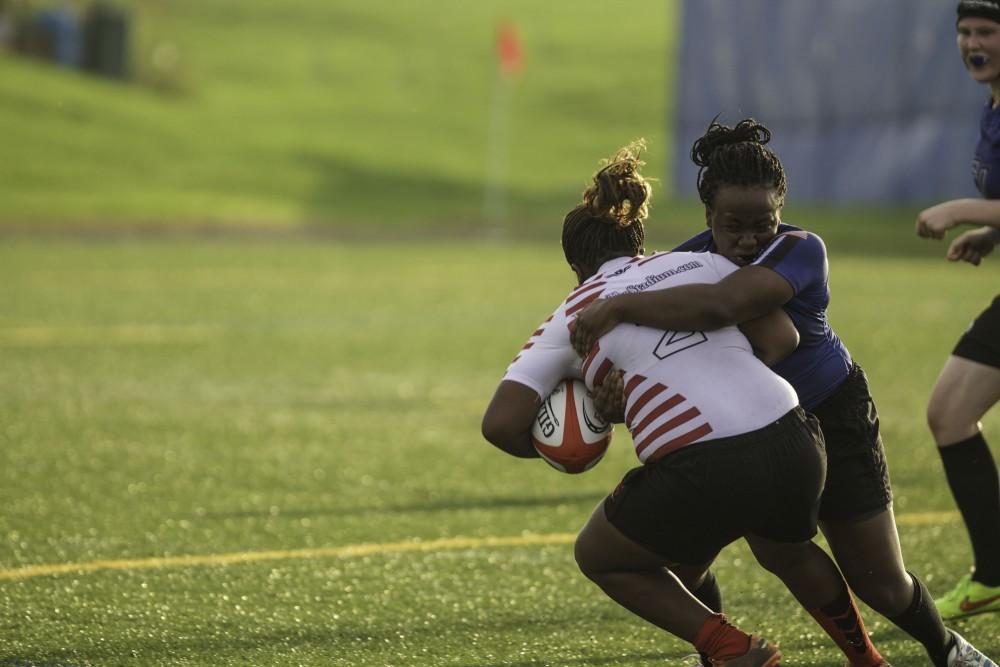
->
xmin=973 ymin=99 xmax=1000 ymax=199
xmin=672 ymin=224 xmax=852 ymax=409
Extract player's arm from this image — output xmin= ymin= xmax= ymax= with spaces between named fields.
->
xmin=591 ymin=369 xmax=626 ymax=423
xmin=481 ymin=380 xmax=541 ymax=458
xmin=916 ymin=198 xmax=1000 ymax=238
xmin=587 ymin=309 xmax=797 ymax=425
xmin=483 ymin=300 xmax=577 ymax=459
xmin=946 ymin=226 xmax=999 ymax=265
xmin=738 ymin=308 xmax=799 ymax=366
xmin=570 ymin=266 xmax=794 ymax=356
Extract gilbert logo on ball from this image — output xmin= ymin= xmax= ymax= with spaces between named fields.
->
xmin=531 ymin=379 xmax=612 ymax=474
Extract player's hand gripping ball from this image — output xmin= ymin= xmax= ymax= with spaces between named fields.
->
xmin=531 ymin=379 xmax=613 ymax=474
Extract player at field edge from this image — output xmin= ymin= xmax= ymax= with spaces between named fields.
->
xmin=569 ymin=122 xmax=996 ymax=667
xmin=911 ymin=0 xmax=1000 ymax=624
xmin=482 ymin=141 xmax=890 ymax=667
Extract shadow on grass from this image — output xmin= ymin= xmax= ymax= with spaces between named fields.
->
xmin=451 ymin=654 xmax=669 ymax=667
xmin=298 ymin=150 xmax=575 ymax=232
xmin=0 ymin=610 xmax=641 ymax=666
xmin=201 ymin=490 xmax=606 ymax=520
xmin=5 ymin=608 xmax=931 ymax=666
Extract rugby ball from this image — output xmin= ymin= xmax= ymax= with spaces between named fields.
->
xmin=531 ymin=379 xmax=613 ymax=474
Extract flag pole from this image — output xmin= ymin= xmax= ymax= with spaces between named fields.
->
xmin=483 ymin=22 xmax=523 ymax=229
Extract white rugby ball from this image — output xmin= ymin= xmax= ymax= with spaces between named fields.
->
xmin=531 ymin=379 xmax=613 ymax=474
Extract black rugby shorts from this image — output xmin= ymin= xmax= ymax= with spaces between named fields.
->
xmin=810 ymin=363 xmax=893 ymax=523
xmin=953 ymin=295 xmax=1000 ymax=369
xmin=603 ymin=407 xmax=826 ymax=565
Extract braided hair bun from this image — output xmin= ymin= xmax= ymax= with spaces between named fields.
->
xmin=690 ymin=118 xmax=786 ymax=206
xmin=562 ymin=140 xmax=650 ymax=277
xmin=581 ymin=139 xmax=652 ymax=228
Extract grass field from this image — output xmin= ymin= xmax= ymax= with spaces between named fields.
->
xmin=1 ymin=237 xmax=997 ymax=666
xmin=3 ymin=1 xmax=1000 ymax=665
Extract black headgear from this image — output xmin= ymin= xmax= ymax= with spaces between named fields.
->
xmin=958 ymin=0 xmax=1000 ymax=24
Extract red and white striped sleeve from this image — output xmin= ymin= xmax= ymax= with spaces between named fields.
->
xmin=502 ymin=278 xmax=607 ymax=400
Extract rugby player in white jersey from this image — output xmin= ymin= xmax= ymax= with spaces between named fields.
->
xmin=482 ymin=142 xmax=888 ymax=667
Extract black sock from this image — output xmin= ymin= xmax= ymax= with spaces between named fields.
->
xmin=692 ymin=571 xmax=723 ymax=666
xmin=888 ymin=573 xmax=950 ymax=667
xmin=692 ymin=569 xmax=723 ymax=613
xmin=939 ymin=433 xmax=1000 ymax=585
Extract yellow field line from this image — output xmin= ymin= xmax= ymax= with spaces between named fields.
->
xmin=894 ymin=510 xmax=959 ymax=526
xmin=0 ymin=510 xmax=961 ymax=582
xmin=0 ymin=533 xmax=577 ymax=582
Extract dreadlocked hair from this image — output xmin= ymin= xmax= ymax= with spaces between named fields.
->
xmin=562 ymin=140 xmax=649 ymax=276
xmin=691 ymin=118 xmax=787 ymax=207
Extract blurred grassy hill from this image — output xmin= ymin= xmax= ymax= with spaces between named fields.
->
xmin=0 ymin=0 xmax=676 ymax=232
xmin=0 ymin=0 xmax=955 ymax=257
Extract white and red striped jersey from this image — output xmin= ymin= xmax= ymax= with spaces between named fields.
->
xmin=503 ymin=252 xmax=798 ymax=464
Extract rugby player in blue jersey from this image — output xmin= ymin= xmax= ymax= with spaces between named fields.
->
xmin=485 ymin=140 xmax=889 ymax=667
xmin=570 ymin=119 xmax=996 ymax=667
xmin=910 ymin=0 xmax=1000 ymax=623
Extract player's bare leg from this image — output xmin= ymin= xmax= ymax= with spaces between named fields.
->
xmin=574 ymin=503 xmax=778 ymax=664
xmin=821 ymin=508 xmax=977 ymax=666
xmin=927 ymin=356 xmax=1000 ymax=619
xmin=745 ymin=534 xmax=886 ymax=667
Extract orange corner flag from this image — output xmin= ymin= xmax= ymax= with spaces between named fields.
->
xmin=496 ymin=22 xmax=524 ymax=77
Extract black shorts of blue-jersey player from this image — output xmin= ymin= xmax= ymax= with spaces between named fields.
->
xmin=570 ymin=117 xmax=989 ymax=667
